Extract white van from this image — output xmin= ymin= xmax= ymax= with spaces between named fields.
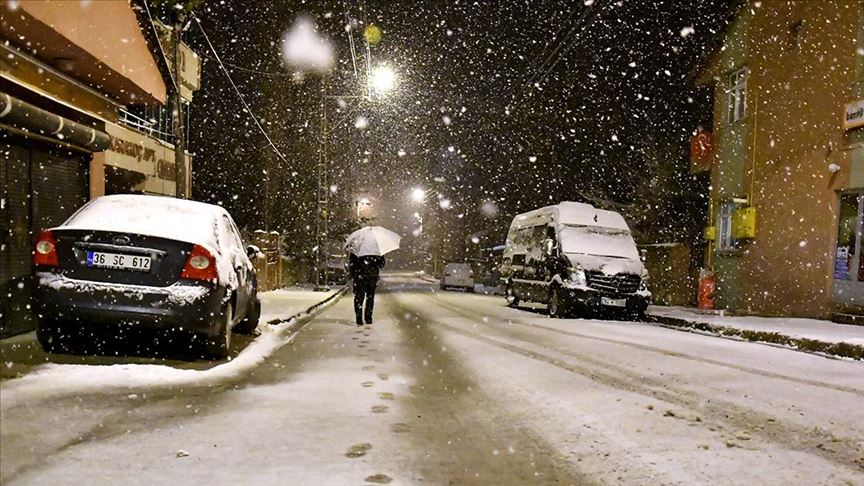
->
xmin=500 ymin=202 xmax=650 ymax=318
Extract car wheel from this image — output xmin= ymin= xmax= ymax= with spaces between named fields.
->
xmin=467 ymin=286 xmax=475 ymax=293
xmin=234 ymin=298 xmax=261 ymax=335
xmin=548 ymin=288 xmax=567 ymax=319
xmin=204 ymin=302 xmax=232 ymax=359
xmin=505 ymin=283 xmax=519 ymax=308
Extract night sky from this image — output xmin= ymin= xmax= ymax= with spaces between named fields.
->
xmin=184 ymin=0 xmax=737 ymax=265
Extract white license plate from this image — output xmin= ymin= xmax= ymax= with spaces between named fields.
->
xmin=87 ymin=251 xmax=151 ymax=272
xmin=601 ymin=297 xmax=626 ymax=307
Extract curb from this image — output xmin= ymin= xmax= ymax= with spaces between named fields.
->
xmin=646 ymin=314 xmax=864 ymax=361
xmin=266 ymin=285 xmax=349 ymax=327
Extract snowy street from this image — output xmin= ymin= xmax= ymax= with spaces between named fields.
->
xmin=2 ymin=275 xmax=862 ymax=485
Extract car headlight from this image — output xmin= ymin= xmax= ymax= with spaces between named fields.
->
xmin=568 ymin=268 xmax=587 ymax=287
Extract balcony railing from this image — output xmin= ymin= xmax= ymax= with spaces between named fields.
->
xmin=118 ymin=107 xmax=175 ymax=145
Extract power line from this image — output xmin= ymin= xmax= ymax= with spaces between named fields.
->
xmin=218 ymin=58 xmax=294 ymax=77
xmin=190 ymin=12 xmax=292 ymax=168
xmin=508 ymin=0 xmax=607 ymax=113
xmin=343 ymin=0 xmax=360 ymax=78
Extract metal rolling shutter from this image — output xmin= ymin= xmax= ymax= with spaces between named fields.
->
xmin=0 ymin=142 xmax=88 ymax=337
xmin=1 ymin=142 xmax=34 ymax=337
xmin=31 ymin=146 xmax=89 ymax=232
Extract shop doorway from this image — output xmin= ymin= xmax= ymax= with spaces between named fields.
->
xmin=833 ymin=191 xmax=864 ymax=307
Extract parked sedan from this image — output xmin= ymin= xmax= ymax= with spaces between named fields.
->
xmin=440 ymin=262 xmax=475 ymax=292
xmin=32 ymin=195 xmax=261 ymax=359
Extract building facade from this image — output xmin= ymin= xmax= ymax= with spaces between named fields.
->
xmin=695 ymin=0 xmax=864 ymax=319
xmin=0 ymin=0 xmax=198 ymax=336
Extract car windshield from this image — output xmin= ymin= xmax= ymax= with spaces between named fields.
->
xmin=559 ymin=225 xmax=639 ymax=260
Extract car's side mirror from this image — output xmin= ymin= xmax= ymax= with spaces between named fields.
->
xmin=246 ymin=244 xmax=261 ymax=259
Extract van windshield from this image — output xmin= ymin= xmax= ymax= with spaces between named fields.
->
xmin=559 ymin=225 xmax=639 ymax=259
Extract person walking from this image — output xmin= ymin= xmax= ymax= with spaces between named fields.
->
xmin=348 ymin=253 xmax=385 ymax=326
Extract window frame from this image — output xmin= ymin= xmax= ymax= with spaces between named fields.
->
xmin=717 ymin=201 xmax=738 ymax=252
xmin=725 ymin=67 xmax=748 ymax=125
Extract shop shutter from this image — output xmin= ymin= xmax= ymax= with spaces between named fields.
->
xmin=31 ymin=146 xmax=89 ymax=233
xmin=1 ymin=142 xmax=88 ymax=337
xmin=1 ymin=143 xmax=34 ymax=337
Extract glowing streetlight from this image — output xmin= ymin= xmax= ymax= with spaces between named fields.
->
xmin=371 ymin=65 xmax=396 ymax=95
xmin=411 ymin=187 xmax=425 ymax=203
xmin=355 ymin=197 xmax=372 ymax=218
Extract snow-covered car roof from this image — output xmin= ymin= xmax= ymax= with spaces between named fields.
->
xmin=59 ymin=195 xmax=228 ymax=249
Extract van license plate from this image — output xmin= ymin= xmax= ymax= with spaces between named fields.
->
xmin=87 ymin=251 xmax=151 ymax=272
xmin=601 ymin=297 xmax=626 ymax=307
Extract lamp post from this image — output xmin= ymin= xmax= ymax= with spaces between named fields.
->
xmin=314 ymin=64 xmax=398 ymax=289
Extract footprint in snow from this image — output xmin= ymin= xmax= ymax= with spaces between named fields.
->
xmin=345 ymin=443 xmax=372 ymax=458
xmin=378 ymin=392 xmax=394 ymax=400
xmin=361 ymin=381 xmax=375 ymax=388
xmin=371 ymin=405 xmax=389 ymax=414
xmin=365 ymin=473 xmax=393 ymax=484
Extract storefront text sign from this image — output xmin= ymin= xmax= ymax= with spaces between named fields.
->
xmin=100 ymin=122 xmax=190 ymax=195
xmin=844 ymin=99 xmax=864 ymax=131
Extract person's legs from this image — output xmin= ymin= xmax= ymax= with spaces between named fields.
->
xmin=364 ymin=279 xmax=378 ymax=324
xmin=353 ymin=280 xmax=366 ymax=326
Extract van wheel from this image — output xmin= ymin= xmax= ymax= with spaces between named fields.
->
xmin=548 ymin=288 xmax=567 ymax=318
xmin=505 ymin=283 xmax=519 ymax=307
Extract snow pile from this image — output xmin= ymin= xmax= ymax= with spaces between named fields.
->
xmin=650 ymin=306 xmax=864 ymax=347
xmin=281 ymin=15 xmax=335 ymax=73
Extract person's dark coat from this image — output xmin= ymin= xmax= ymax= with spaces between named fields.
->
xmin=348 ymin=254 xmax=385 ymax=281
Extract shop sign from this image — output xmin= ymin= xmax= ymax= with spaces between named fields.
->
xmin=100 ymin=122 xmax=190 ymax=195
xmin=844 ymin=99 xmax=864 ymax=131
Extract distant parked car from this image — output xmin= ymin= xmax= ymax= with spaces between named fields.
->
xmin=440 ymin=262 xmax=475 ymax=292
xmin=32 ymin=195 xmax=261 ymax=359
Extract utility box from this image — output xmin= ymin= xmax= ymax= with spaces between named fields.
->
xmin=733 ymin=206 xmax=757 ymax=239
xmin=703 ymin=225 xmax=716 ymax=241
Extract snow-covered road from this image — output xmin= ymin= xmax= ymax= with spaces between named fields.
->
xmin=2 ymin=276 xmax=863 ymax=485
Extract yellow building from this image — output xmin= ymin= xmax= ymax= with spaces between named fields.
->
xmin=695 ymin=0 xmax=864 ymax=321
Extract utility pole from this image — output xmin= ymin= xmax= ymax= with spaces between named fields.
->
xmin=314 ymin=77 xmax=330 ymax=290
xmin=172 ymin=10 xmax=187 ymax=199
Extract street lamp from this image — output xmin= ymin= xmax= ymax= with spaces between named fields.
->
xmin=370 ymin=64 xmax=396 ymax=95
xmin=411 ymin=187 xmax=425 ymax=203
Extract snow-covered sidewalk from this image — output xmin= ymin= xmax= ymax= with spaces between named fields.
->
xmin=648 ymin=305 xmax=864 ymax=360
xmin=0 ymin=286 xmax=346 ymax=408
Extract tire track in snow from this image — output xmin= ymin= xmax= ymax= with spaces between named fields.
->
xmin=406 ymin=292 xmax=864 ymax=474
